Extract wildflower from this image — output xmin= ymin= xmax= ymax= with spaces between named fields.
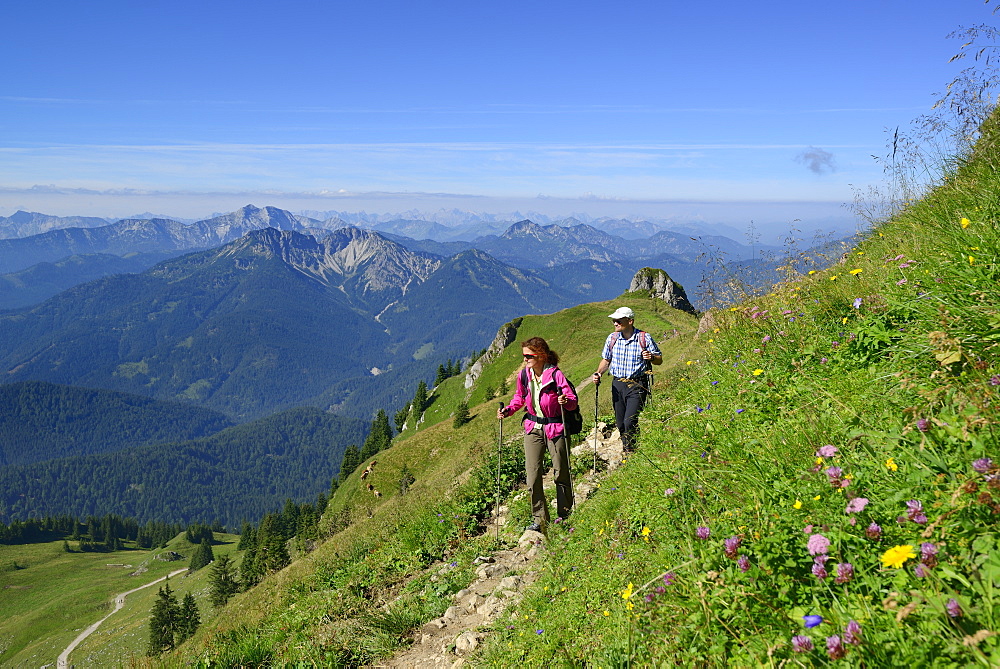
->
xmin=723 ymin=536 xmax=741 ymax=559
xmin=844 ymin=620 xmax=862 ymax=646
xmin=752 ymin=369 xmax=764 ymax=376
xmin=916 ymin=418 xmax=931 ymax=432
xmin=973 ymin=457 xmax=993 ymax=473
xmin=920 ymin=542 xmax=938 ymax=568
xmin=791 ymin=635 xmax=814 ymax=652
xmin=535 ymin=629 xmax=543 ymax=634
xmin=914 ymin=563 xmax=931 ymax=578
xmin=885 ymin=457 xmax=898 ymax=471
xmin=947 ymin=598 xmax=963 ymax=618
xmin=835 ymin=562 xmax=854 ymax=584
xmin=793 ymin=500 xmax=803 ymax=509
xmin=737 ymin=555 xmax=751 ymax=572
xmin=820 ymin=357 xmax=828 ymax=364
xmin=905 ymin=499 xmax=928 ymax=524
xmin=961 ymin=217 xmax=971 ymax=229
xmin=830 ymin=275 xmax=838 ymax=281
xmin=803 ymin=614 xmax=823 ymax=628
xmin=641 ymin=526 xmax=651 ymax=542
xmin=665 ymin=488 xmax=676 ymax=496
xmin=969 ymin=255 xmax=976 ymax=265
xmin=826 ymin=635 xmax=847 ymax=660
xmin=695 ymin=526 xmax=710 ymax=540
xmin=897 ymin=278 xmax=907 ymax=285
xmin=663 ymin=572 xmax=675 ymax=586
xmin=816 ymin=445 xmax=838 ymax=458
xmin=845 ymin=497 xmax=869 ymax=514
xmin=825 ymin=466 xmax=844 ymax=486
xmin=808 ymin=270 xmax=817 ymax=275
xmin=882 ymin=544 xmax=916 ymax=569
xmin=622 ymin=582 xmax=633 ymax=600
xmin=865 ymin=522 xmax=882 ymax=540
xmin=812 ymin=559 xmax=829 ymax=580
xmin=850 ymin=268 xmax=863 ymax=276
xmin=852 ymin=297 xmax=863 ymax=309
xmin=807 ymin=533 xmax=830 ymax=556
xmin=991 ymin=375 xmax=1000 ymax=387
xmin=762 ymin=335 xmax=771 ymax=343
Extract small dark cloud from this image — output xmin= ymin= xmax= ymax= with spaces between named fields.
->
xmin=795 ymin=147 xmax=836 ymax=175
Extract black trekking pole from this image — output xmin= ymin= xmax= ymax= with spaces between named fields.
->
xmin=559 ymin=399 xmax=575 ymax=517
xmin=496 ymin=401 xmax=504 ymax=545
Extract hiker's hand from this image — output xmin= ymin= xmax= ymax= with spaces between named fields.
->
xmin=497 ymin=407 xmax=506 ymax=420
xmin=557 ymin=394 xmax=567 ymax=405
xmin=642 ymin=350 xmax=652 ymax=360
xmin=592 ymin=372 xmax=601 ymax=385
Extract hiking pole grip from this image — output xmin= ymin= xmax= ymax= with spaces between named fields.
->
xmin=495 ymin=402 xmax=504 ymax=543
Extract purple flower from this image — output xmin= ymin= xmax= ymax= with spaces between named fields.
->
xmin=825 ymin=466 xmax=844 ymax=487
xmin=865 ymin=522 xmax=882 ymax=540
xmin=803 ymin=614 xmax=823 ymax=628
xmin=914 ymin=563 xmax=931 ymax=578
xmin=947 ymin=598 xmax=963 ymax=618
xmin=973 ymin=457 xmax=994 ymax=474
xmin=826 ymin=635 xmax=847 ymax=660
xmin=665 ymin=488 xmax=676 ymax=495
xmin=812 ymin=560 xmax=829 ymax=580
xmin=916 ymin=418 xmax=931 ymax=432
xmin=791 ymin=635 xmax=814 ymax=652
xmin=695 ymin=526 xmax=710 ymax=540
xmin=820 ymin=357 xmax=828 ymax=364
xmin=845 ymin=497 xmax=869 ymax=514
xmin=831 ymin=341 xmax=840 ymax=348
xmin=852 ymin=297 xmax=863 ymax=309
xmin=844 ymin=620 xmax=862 ymax=646
xmin=920 ymin=542 xmax=939 ymax=567
xmin=737 ymin=555 xmax=751 ymax=572
xmin=906 ymin=499 xmax=928 ymax=524
xmin=724 ymin=536 xmax=741 ymax=559
xmin=762 ymin=335 xmax=771 ymax=343
xmin=807 ymin=533 xmax=830 ymax=556
xmin=816 ymin=445 xmax=838 ymax=458
xmin=991 ymin=375 xmax=1000 ymax=386
xmin=897 ymin=278 xmax=907 ymax=285
xmin=834 ymin=562 xmax=854 ymax=584
xmin=535 ymin=629 xmax=543 ymax=634
xmin=663 ymin=572 xmax=675 ymax=586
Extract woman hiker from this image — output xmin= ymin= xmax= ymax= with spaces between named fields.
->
xmin=497 ymin=337 xmax=577 ymax=532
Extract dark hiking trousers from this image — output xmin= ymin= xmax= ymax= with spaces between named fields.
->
xmin=612 ymin=377 xmax=648 ymax=452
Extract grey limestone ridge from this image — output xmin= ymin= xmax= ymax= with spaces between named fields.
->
xmin=628 ymin=266 xmax=698 ymax=316
xmin=465 ymin=317 xmax=523 ymax=390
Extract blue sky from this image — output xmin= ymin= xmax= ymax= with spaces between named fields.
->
xmin=1 ymin=0 xmax=996 ymax=237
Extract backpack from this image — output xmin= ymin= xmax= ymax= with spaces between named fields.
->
xmin=520 ymin=369 xmax=585 ymax=436
xmin=609 ymin=329 xmax=648 ymax=352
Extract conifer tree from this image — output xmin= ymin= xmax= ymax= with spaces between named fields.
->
xmin=147 ymin=582 xmax=180 ymax=655
xmin=393 ymin=404 xmax=410 ymax=432
xmin=189 ymin=539 xmax=214 ymax=571
xmin=209 ymin=554 xmax=241 ymax=607
xmin=339 ymin=444 xmax=361 ymax=483
xmin=499 ymin=377 xmax=509 ymax=395
xmin=453 ymin=400 xmax=471 ymax=428
xmin=412 ymin=381 xmax=428 ymax=419
xmin=435 ymin=364 xmax=447 ymax=386
xmin=360 ymin=409 xmax=392 ymax=460
xmin=398 ymin=463 xmax=415 ymax=495
xmin=176 ymin=592 xmax=200 ymax=642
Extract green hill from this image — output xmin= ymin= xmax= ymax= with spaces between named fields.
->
xmin=0 ymin=381 xmax=233 ymax=467
xmin=0 ymin=407 xmax=364 ymax=526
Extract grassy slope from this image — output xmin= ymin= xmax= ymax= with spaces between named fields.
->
xmin=475 ymin=114 xmax=1000 ymax=666
xmin=158 ymin=300 xmax=698 ymax=666
xmin=0 ymin=532 xmax=239 ymax=667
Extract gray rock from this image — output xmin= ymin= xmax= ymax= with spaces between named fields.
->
xmin=628 ymin=267 xmax=697 ymax=315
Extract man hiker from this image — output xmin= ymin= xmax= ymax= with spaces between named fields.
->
xmin=591 ymin=307 xmax=662 ymax=453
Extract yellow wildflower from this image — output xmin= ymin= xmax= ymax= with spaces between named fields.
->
xmin=793 ymin=500 xmax=802 ymax=509
xmin=622 ymin=582 xmax=633 ymax=600
xmin=686 ymin=360 xmax=694 ymax=365
xmin=641 ymin=526 xmax=651 ymax=542
xmin=708 ymin=338 xmax=714 ymax=343
xmin=850 ymin=268 xmax=863 ymax=275
xmin=808 ymin=270 xmax=817 ymax=275
xmin=842 ymin=317 xmax=848 ymax=325
xmin=752 ymin=368 xmax=764 ymax=376
xmin=830 ymin=275 xmax=838 ymax=281
xmin=815 ymin=457 xmax=824 ymax=465
xmin=969 ymin=255 xmax=975 ymax=265
xmin=813 ymin=495 xmax=821 ymax=501
xmin=603 ymin=610 xmax=610 ymax=616
xmin=961 ymin=217 xmax=971 ymax=229
xmin=882 ymin=544 xmax=916 ymax=569
xmin=886 ymin=457 xmax=898 ymax=471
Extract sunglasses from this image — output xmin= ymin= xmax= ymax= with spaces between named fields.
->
xmin=523 ymin=354 xmax=537 ymax=359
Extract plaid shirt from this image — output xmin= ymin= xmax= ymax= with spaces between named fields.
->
xmin=602 ymin=330 xmax=661 ymax=379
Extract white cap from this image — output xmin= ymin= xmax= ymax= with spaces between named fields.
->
xmin=608 ymin=307 xmax=634 ymax=320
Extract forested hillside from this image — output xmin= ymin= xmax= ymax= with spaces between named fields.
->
xmin=0 ymin=381 xmax=233 ymax=466
xmin=0 ymin=407 xmax=363 ymax=526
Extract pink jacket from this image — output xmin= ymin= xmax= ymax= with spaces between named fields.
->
xmin=503 ymin=365 xmax=578 ymax=439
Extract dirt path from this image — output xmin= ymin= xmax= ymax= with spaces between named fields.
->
xmin=374 ymin=423 xmax=622 ymax=668
xmin=57 ymin=567 xmax=188 ymax=669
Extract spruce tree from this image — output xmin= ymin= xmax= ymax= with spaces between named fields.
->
xmin=147 ymin=582 xmax=180 ymax=655
xmin=339 ymin=445 xmax=361 ymax=482
xmin=209 ymin=554 xmax=241 ymax=608
xmin=361 ymin=409 xmax=392 ymax=460
xmin=435 ymin=364 xmax=447 ymax=386
xmin=177 ymin=592 xmax=200 ymax=642
xmin=393 ymin=404 xmax=410 ymax=432
xmin=412 ymin=381 xmax=428 ymax=420
xmin=453 ymin=400 xmax=471 ymax=428
xmin=189 ymin=539 xmax=214 ymax=571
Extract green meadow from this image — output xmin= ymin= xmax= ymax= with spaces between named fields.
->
xmin=0 ymin=532 xmax=239 ymax=667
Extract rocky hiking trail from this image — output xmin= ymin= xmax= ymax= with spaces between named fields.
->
xmin=376 ymin=421 xmax=626 ymax=668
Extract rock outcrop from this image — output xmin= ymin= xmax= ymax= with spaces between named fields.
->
xmin=465 ymin=318 xmax=522 ymax=389
xmin=628 ymin=267 xmax=698 ymax=315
